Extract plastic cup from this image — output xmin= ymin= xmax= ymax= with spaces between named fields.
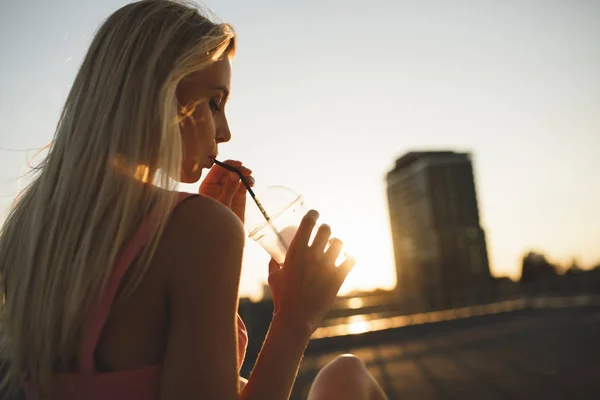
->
xmin=246 ymin=191 xmax=307 ymax=265
xmin=245 ymin=186 xmax=349 ymax=266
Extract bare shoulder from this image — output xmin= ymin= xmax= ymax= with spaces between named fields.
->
xmin=157 ymin=195 xmax=246 ymax=285
xmin=168 ymin=195 xmax=245 ymax=242
xmin=158 ymin=195 xmax=244 ymax=398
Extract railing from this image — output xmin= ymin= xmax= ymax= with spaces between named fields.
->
xmin=238 ymin=271 xmax=600 ymax=377
xmin=312 ymin=294 xmax=600 ymax=339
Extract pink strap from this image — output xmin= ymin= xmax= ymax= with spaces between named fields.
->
xmin=78 ymin=192 xmax=197 ymax=373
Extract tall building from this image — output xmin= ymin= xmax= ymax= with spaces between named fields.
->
xmin=387 ymin=151 xmax=491 ymax=312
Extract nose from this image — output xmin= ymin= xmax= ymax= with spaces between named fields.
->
xmin=216 ymin=117 xmax=231 ymax=144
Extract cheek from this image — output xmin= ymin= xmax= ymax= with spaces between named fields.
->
xmin=179 ymin=126 xmax=195 ymax=158
xmin=180 ymin=106 xmax=216 ymax=157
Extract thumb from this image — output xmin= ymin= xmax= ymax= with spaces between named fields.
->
xmin=268 ymin=258 xmax=282 ymax=276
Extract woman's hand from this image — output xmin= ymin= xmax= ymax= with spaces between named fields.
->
xmin=266 ymin=210 xmax=356 ymax=336
xmin=199 ymin=160 xmax=254 ymax=223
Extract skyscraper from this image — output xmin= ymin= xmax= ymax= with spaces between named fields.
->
xmin=387 ymin=151 xmax=491 ymax=312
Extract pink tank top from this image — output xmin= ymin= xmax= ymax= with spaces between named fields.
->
xmin=23 ymin=192 xmax=248 ymax=399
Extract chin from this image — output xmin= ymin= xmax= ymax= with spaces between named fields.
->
xmin=180 ymin=169 xmax=203 ymax=184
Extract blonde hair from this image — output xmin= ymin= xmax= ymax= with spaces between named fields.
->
xmin=0 ymin=0 xmax=235 ymax=396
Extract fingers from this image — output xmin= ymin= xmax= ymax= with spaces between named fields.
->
xmin=217 ymin=160 xmax=252 ymax=177
xmin=215 ymin=162 xmax=250 ymax=204
xmin=268 ymin=258 xmax=282 ymax=275
xmin=233 ymin=182 xmax=248 ymax=201
xmin=310 ymin=224 xmax=331 ymax=253
xmin=219 ymin=173 xmax=240 ymax=204
xmin=203 ymin=172 xmax=253 ymax=199
xmin=336 ymin=254 xmax=356 ymax=284
xmin=202 ymin=161 xmax=238 ymax=184
xmin=236 ymin=165 xmax=253 ymax=178
xmin=200 ymin=160 xmax=253 ymax=197
xmin=288 ymin=210 xmax=319 ymax=252
xmin=198 ymin=184 xmax=220 ymax=199
xmin=324 ymin=238 xmax=343 ymax=265
xmin=219 ymin=159 xmax=243 ymax=167
xmin=203 ymin=160 xmax=252 ymax=184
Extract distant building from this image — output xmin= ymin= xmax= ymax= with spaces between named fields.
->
xmin=386 ymin=151 xmax=491 ymax=312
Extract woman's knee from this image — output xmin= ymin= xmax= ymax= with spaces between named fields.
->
xmin=314 ymin=353 xmax=369 ymax=384
xmin=324 ymin=354 xmax=368 ymax=375
xmin=308 ymin=354 xmax=382 ymax=400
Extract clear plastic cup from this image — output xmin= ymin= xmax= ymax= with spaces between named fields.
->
xmin=245 ymin=186 xmax=349 ymax=266
xmin=246 ymin=187 xmax=308 ymax=265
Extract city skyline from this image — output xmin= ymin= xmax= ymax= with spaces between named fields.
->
xmin=1 ymin=0 xmax=600 ymax=299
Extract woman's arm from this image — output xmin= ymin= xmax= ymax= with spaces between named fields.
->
xmin=239 ymin=314 xmax=311 ymax=400
xmin=241 ymin=211 xmax=356 ymax=400
xmin=160 ymin=196 xmax=244 ymax=399
xmin=160 ymin=197 xmax=353 ymax=400
xmin=160 ymin=196 xmax=310 ymax=400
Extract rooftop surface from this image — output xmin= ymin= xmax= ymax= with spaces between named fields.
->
xmin=292 ymin=305 xmax=600 ymax=399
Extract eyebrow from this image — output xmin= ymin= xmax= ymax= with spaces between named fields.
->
xmin=212 ymin=85 xmax=230 ymax=101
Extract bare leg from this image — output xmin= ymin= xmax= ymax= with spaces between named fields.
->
xmin=307 ymin=354 xmax=388 ymax=400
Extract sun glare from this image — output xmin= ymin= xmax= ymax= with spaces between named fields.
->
xmin=331 ymin=219 xmax=397 ymax=295
xmin=346 ymin=315 xmax=370 ymax=335
xmin=348 ymin=297 xmax=364 ymax=309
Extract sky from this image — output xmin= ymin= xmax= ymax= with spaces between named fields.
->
xmin=1 ymin=0 xmax=599 ymax=299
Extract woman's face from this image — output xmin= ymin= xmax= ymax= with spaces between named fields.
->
xmin=177 ymin=58 xmax=232 ymax=183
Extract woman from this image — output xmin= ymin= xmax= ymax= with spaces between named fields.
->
xmin=0 ymin=1 xmax=388 ymax=399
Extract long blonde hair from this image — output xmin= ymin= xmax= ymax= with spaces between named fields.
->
xmin=0 ymin=0 xmax=235 ymax=395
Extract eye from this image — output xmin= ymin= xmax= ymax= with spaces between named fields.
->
xmin=209 ymin=97 xmax=222 ymax=112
